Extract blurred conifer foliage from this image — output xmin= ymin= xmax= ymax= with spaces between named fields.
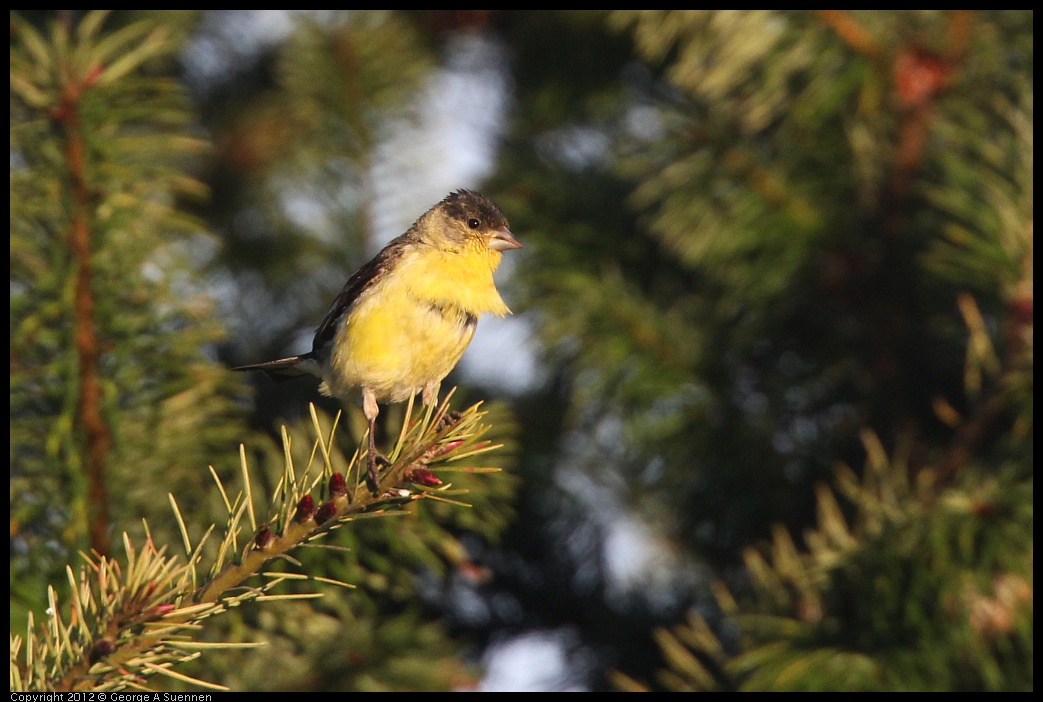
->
xmin=10 ymin=10 xmax=1031 ymax=691
xmin=493 ymin=10 xmax=1031 ymax=690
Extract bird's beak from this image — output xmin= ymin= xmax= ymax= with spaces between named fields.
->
xmin=487 ymin=227 xmax=523 ymax=252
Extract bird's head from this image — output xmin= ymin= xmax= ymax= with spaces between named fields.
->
xmin=425 ymin=189 xmax=522 ymax=258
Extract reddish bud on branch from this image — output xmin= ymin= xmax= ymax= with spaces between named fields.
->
xmin=254 ymin=525 xmax=273 ymax=550
xmin=294 ymin=494 xmax=316 ymax=523
xmin=315 ymin=501 xmax=337 ymax=525
xmin=329 ymin=472 xmax=348 ymax=498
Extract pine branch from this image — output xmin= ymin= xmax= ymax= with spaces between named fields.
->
xmin=11 ymin=393 xmax=505 ymax=692
xmin=11 ymin=9 xmax=195 ymax=567
xmin=622 ymin=288 xmax=1032 ymax=690
xmin=56 ymin=35 xmax=114 ymax=558
xmin=814 ymin=11 xmax=882 ymax=60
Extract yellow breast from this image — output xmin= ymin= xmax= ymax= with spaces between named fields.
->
xmin=323 ymin=242 xmax=508 ymax=403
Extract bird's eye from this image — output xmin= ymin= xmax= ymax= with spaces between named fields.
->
xmin=467 ymin=218 xmax=481 ymax=229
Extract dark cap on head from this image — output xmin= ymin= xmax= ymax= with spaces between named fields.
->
xmin=439 ymin=190 xmax=510 ymax=232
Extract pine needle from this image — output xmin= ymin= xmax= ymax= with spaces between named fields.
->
xmin=239 ymin=444 xmax=256 ymax=532
xmin=168 ymin=494 xmax=193 ymax=557
xmin=140 ymin=661 xmax=228 ymax=691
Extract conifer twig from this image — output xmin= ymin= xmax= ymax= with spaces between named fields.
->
xmin=12 ymin=394 xmax=503 ymax=692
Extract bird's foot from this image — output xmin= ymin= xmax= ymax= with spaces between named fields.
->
xmin=437 ymin=410 xmax=463 ymax=432
xmin=365 ymin=452 xmax=392 ymax=495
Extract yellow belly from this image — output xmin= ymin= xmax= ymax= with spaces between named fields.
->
xmin=324 ymin=289 xmax=476 ymax=403
xmin=320 ymin=243 xmax=508 ymax=404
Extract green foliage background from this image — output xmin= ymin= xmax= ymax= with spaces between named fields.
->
xmin=10 ymin=10 xmax=1032 ymax=691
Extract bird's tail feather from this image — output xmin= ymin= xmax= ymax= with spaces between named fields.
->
xmin=233 ymin=354 xmax=317 ymax=381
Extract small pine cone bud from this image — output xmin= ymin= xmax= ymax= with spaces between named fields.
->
xmin=329 ymin=472 xmax=348 ymax=498
xmin=315 ymin=500 xmax=337 ymax=524
xmin=406 ymin=466 xmax=443 ymax=487
xmin=294 ymin=495 xmax=316 ymax=523
xmin=90 ymin=638 xmax=116 ymax=664
xmin=254 ymin=525 xmax=273 ymax=550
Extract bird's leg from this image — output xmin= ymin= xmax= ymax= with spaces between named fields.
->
xmin=421 ymin=380 xmax=440 ymax=409
xmin=363 ymin=388 xmax=381 ymax=495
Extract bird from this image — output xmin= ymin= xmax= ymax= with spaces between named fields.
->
xmin=234 ymin=190 xmax=522 ymax=494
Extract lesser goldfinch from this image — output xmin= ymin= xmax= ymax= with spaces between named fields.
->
xmin=235 ymin=190 xmax=522 ymax=493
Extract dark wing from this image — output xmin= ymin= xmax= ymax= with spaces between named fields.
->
xmin=310 ymin=236 xmax=412 ymax=360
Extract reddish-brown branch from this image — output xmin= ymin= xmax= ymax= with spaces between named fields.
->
xmin=815 ymin=11 xmax=882 ymax=60
xmin=58 ymin=79 xmax=113 ymax=557
xmin=817 ymin=12 xmax=973 ymax=223
xmin=945 ymin=10 xmax=974 ymax=61
xmin=889 ymin=44 xmax=953 ymax=210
